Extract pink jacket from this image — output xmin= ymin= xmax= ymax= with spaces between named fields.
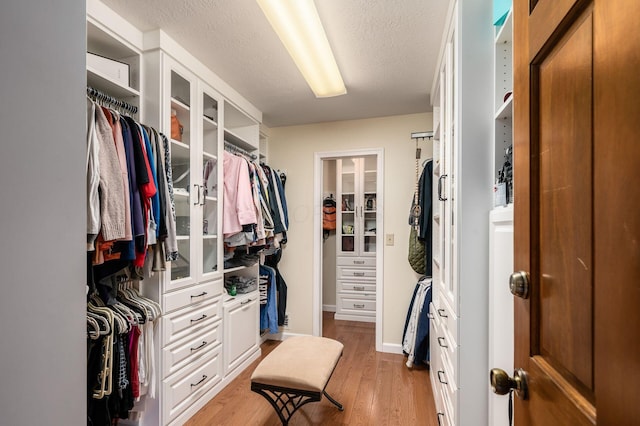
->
xmin=223 ymin=152 xmax=257 ymax=237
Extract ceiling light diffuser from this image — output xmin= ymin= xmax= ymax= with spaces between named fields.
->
xmin=257 ymin=0 xmax=347 ymax=98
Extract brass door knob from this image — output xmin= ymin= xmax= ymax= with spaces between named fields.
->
xmin=509 ymin=271 xmax=530 ymax=299
xmin=490 ymin=368 xmax=529 ymax=400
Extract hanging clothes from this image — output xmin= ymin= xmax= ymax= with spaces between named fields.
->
xmin=402 ymin=277 xmax=432 ymax=367
xmin=259 ymin=265 xmax=279 ymax=334
xmin=418 ymin=160 xmax=433 ymax=276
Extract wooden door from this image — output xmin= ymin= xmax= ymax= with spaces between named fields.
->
xmin=513 ymin=0 xmax=640 ymax=424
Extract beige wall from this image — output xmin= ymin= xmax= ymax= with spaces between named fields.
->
xmin=268 ymin=113 xmax=432 ymax=348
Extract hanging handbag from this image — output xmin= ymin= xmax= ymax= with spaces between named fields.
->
xmin=408 ymin=141 xmax=426 ymax=274
xmin=171 ymin=109 xmax=184 ymax=141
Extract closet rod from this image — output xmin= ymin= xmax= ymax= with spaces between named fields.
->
xmin=87 ymin=86 xmax=138 ymax=115
xmin=224 ymin=140 xmax=257 ymax=160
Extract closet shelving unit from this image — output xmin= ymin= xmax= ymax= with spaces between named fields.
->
xmin=488 ymin=7 xmax=515 ymax=426
xmin=334 ymin=156 xmax=377 ymax=323
xmin=429 ymin=0 xmax=493 ymax=425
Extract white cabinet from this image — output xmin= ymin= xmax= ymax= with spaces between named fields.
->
xmin=335 ymin=156 xmax=377 ymax=323
xmin=430 ymin=0 xmax=493 ymax=425
xmin=223 ymin=294 xmax=260 ymax=375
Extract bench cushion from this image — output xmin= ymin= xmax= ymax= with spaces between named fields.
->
xmin=251 ymin=336 xmax=344 ymax=393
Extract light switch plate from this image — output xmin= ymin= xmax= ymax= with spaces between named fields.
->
xmin=385 ymin=234 xmax=394 ymax=246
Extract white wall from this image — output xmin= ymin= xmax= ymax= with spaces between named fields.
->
xmin=0 ymin=1 xmax=86 ymax=425
xmin=268 ymin=113 xmax=432 ymax=347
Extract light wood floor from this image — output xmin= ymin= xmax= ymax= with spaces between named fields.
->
xmin=185 ymin=311 xmax=437 ymax=425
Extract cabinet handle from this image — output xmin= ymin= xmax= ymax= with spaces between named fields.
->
xmin=240 ymin=298 xmax=252 ymax=305
xmin=437 ymin=308 xmax=448 ymax=318
xmin=437 ymin=370 xmax=448 ymax=384
xmin=353 ymin=303 xmax=365 ymax=309
xmin=437 ymin=412 xmax=445 ymax=426
xmin=190 ymin=375 xmax=207 ymax=388
xmin=353 ymin=260 xmax=365 ymax=265
xmin=437 ymin=336 xmax=448 ymax=348
xmin=193 ymin=184 xmax=201 ymax=205
xmin=191 ymin=291 xmax=208 ymax=300
xmin=353 ymin=272 xmax=365 ymax=277
xmin=438 ymin=175 xmax=448 ymax=201
xmin=353 ymin=286 xmax=365 ymax=291
xmin=190 ymin=341 xmax=208 ymax=352
xmin=190 ymin=314 xmax=207 ymax=323
xmin=199 ymin=185 xmax=206 ymax=206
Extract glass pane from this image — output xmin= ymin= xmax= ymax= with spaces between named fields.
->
xmin=174 ymin=196 xmax=190 ymax=237
xmin=342 ymin=235 xmax=355 ymax=252
xmin=171 ymin=239 xmax=191 ymax=281
xmin=364 ymin=235 xmax=376 ymax=253
xmin=202 ymin=237 xmax=218 ymax=273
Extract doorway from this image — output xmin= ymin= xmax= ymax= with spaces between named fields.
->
xmin=313 ymin=149 xmax=384 ymax=351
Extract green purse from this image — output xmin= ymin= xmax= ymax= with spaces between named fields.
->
xmin=408 ymin=226 xmax=426 ymax=274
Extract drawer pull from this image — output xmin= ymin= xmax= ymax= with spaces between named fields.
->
xmin=437 ymin=308 xmax=448 ymax=318
xmin=241 ymin=298 xmax=252 ymax=305
xmin=190 ymin=314 xmax=208 ymax=323
xmin=353 ymin=260 xmax=365 ymax=265
xmin=437 ymin=370 xmax=448 ymax=384
xmin=354 ymin=286 xmax=365 ymax=291
xmin=353 ymin=272 xmax=365 ymax=277
xmin=437 ymin=336 xmax=448 ymax=348
xmin=190 ymin=374 xmax=207 ymax=388
xmin=437 ymin=412 xmax=445 ymax=426
xmin=190 ymin=341 xmax=208 ymax=352
xmin=353 ymin=303 xmax=365 ymax=309
xmin=191 ymin=291 xmax=208 ymax=300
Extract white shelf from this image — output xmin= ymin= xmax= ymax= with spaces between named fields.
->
xmin=173 ymin=190 xmax=189 ymax=198
xmin=171 ymin=139 xmax=190 ymax=150
xmin=203 ymin=115 xmax=218 ymax=127
xmin=203 ymin=151 xmax=217 ymax=161
xmin=171 ymin=97 xmax=190 ymax=111
xmin=205 ymin=196 xmax=218 ymax=202
xmin=495 ymin=96 xmax=513 ymax=120
xmin=224 ymin=129 xmax=257 ymax=152
xmin=495 ymin=8 xmax=513 ymax=45
xmin=202 ymin=235 xmax=218 ymax=240
xmin=176 ymin=236 xmax=189 ymax=241
xmin=224 ymin=266 xmax=247 ymax=274
xmin=87 ymin=66 xmax=140 ymax=99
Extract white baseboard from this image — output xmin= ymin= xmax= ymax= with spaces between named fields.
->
xmin=382 ymin=342 xmax=404 ymax=355
xmin=322 ymin=304 xmax=336 ymax=312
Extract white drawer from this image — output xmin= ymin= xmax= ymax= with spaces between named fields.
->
xmin=163 ymin=346 xmax=222 ymax=424
xmin=337 ymin=266 xmax=376 ymax=281
xmin=337 ymin=294 xmax=376 ymax=315
xmin=435 ymin=295 xmax=458 ymax=347
xmin=434 ymin=326 xmax=458 ymax=386
xmin=163 ymin=299 xmax=221 ymax=345
xmin=337 ymin=257 xmax=376 ymax=267
xmin=163 ymin=278 xmax=223 ymax=313
xmin=338 ymin=280 xmax=376 ymax=294
xmin=163 ymin=319 xmax=222 ymax=378
xmin=441 ymin=376 xmax=457 ymax=426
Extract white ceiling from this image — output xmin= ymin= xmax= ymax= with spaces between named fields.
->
xmin=101 ymin=0 xmax=449 ymax=128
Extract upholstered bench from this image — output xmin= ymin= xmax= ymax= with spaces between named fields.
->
xmin=250 ymin=336 xmax=344 ymax=425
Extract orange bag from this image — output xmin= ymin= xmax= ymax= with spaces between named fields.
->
xmin=171 ymin=110 xmax=184 ymax=141
xmin=323 ymin=197 xmax=336 ymax=231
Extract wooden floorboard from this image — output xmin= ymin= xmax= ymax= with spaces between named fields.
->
xmin=184 ymin=311 xmax=438 ymax=425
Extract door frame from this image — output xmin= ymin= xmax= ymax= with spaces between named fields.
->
xmin=313 ymin=148 xmax=384 ymax=351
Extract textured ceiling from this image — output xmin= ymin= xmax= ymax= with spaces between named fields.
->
xmin=100 ymin=0 xmax=449 ymax=128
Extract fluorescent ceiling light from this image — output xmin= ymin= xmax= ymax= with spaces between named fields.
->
xmin=257 ymin=0 xmax=347 ymax=98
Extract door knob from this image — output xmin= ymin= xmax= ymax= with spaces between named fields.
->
xmin=509 ymin=271 xmax=529 ymax=299
xmin=490 ymin=368 xmax=529 ymax=400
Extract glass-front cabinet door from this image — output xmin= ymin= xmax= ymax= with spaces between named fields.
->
xmin=337 ymin=156 xmax=377 ymax=257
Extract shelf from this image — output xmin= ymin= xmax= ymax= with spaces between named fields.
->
xmin=171 ymin=97 xmax=190 ymax=111
xmin=203 ymin=151 xmax=217 ymax=161
xmin=224 ymin=265 xmax=248 ymax=274
xmin=434 ymin=161 xmax=441 ymax=175
xmin=342 ymin=211 xmax=355 ymax=214
xmin=87 ymin=67 xmax=140 ymax=99
xmin=171 ymin=139 xmax=190 ymax=150
xmin=224 ymin=129 xmax=258 ymax=152
xmin=495 ymin=8 xmax=513 ymax=45
xmin=205 ymin=196 xmax=218 ymax=202
xmin=203 ymin=115 xmax=218 ymax=127
xmin=364 ymin=232 xmax=377 ymax=237
xmin=173 ymin=189 xmax=189 ymax=198
xmin=434 ymin=120 xmax=441 ymax=141
xmin=495 ymin=96 xmax=513 ymax=120
xmin=176 ymin=236 xmax=189 ymax=241
xmin=202 ymin=235 xmax=218 ymax=240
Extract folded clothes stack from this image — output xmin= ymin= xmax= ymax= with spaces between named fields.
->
xmin=224 ymin=276 xmax=257 ymax=295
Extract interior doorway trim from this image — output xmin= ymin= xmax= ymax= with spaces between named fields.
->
xmin=313 ymin=148 xmax=384 ymax=352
